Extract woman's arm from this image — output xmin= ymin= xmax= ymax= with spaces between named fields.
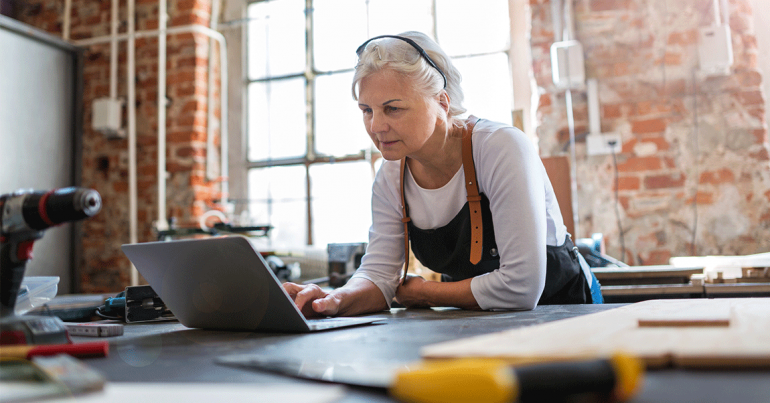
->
xmin=469 ymin=123 xmax=549 ymax=311
xmin=395 ymin=275 xmax=481 ymax=310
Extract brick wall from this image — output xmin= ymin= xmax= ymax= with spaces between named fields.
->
xmin=532 ymin=0 xmax=769 ymax=264
xmin=15 ymin=0 xmax=221 ymax=292
xmin=11 ymin=0 xmax=769 ymax=288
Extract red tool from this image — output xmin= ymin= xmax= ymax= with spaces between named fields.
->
xmin=0 ymin=341 xmax=109 ymax=359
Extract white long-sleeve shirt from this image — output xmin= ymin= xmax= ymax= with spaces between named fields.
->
xmin=351 ymin=119 xmax=584 ymax=310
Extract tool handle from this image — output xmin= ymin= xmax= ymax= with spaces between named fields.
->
xmin=390 ymin=354 xmax=643 ymax=403
xmin=0 ymin=245 xmax=27 ymax=316
xmin=0 ymin=341 xmax=109 ymax=359
xmin=515 ymin=358 xmax=617 ymax=402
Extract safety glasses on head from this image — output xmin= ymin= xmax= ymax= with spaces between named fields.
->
xmin=355 ymin=35 xmax=447 ymax=89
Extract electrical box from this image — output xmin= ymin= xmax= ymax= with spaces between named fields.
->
xmin=550 ymin=40 xmax=585 ymax=89
xmin=698 ymin=25 xmax=733 ymax=76
xmin=92 ymin=97 xmax=124 ymax=138
xmin=586 ymin=132 xmax=622 ymax=156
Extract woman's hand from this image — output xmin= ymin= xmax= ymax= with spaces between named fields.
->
xmin=282 ymin=282 xmax=343 ymax=318
xmin=395 ymin=274 xmax=432 ymax=308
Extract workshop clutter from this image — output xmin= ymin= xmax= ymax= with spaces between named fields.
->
xmin=671 ymin=253 xmax=770 ymax=285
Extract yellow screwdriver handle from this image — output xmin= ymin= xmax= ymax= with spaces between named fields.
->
xmin=390 ymin=353 xmax=644 ymax=403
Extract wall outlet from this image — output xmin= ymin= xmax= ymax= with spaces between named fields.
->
xmin=698 ymin=24 xmax=733 ymax=76
xmin=586 ymin=132 xmax=622 ymax=156
xmin=550 ymin=40 xmax=585 ymax=89
xmin=92 ymin=97 xmax=124 ymax=138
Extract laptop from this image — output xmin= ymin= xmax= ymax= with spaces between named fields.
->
xmin=121 ymin=236 xmax=381 ymax=332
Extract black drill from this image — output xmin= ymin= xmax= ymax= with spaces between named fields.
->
xmin=1 ymin=187 xmax=101 ymax=320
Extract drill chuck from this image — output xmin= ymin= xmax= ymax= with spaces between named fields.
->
xmin=1 ymin=187 xmax=101 ymax=234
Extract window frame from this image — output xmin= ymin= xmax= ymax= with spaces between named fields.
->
xmin=244 ymin=0 xmax=516 ymax=247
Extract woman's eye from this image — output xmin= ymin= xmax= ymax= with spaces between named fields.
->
xmin=361 ymin=108 xmax=372 ymax=114
xmin=385 ymin=106 xmax=399 ymax=113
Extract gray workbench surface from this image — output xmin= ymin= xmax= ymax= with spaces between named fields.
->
xmin=74 ymin=304 xmax=770 ymax=403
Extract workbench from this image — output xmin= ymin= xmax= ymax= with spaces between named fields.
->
xmin=69 ymin=303 xmax=770 ymax=403
xmin=593 ymin=265 xmax=770 ymax=303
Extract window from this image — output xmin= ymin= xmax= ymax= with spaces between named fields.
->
xmin=246 ymin=0 xmax=512 ymax=250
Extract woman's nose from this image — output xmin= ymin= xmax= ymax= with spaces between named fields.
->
xmin=369 ymin=111 xmax=388 ymax=133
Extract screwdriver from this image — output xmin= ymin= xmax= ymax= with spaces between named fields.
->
xmin=390 ymin=353 xmax=644 ymax=403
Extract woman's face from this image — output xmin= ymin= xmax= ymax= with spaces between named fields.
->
xmin=357 ymin=68 xmax=442 ymax=161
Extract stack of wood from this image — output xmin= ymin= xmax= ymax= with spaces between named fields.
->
xmin=670 ymin=252 xmax=770 ymax=285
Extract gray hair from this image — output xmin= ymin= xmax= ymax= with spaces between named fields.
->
xmin=352 ymin=31 xmax=466 ymax=127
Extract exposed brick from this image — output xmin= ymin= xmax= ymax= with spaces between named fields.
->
xmin=686 ymin=191 xmax=715 ymax=205
xmin=112 ymin=180 xmax=128 ymax=192
xmin=539 ymin=93 xmax=551 ymax=108
xmin=749 ymin=147 xmax=770 ymax=161
xmin=645 ymin=173 xmax=686 ymax=189
xmin=616 ymin=176 xmax=641 ymax=191
xmin=621 ymin=138 xmax=637 ymax=153
xmin=736 ymin=90 xmax=764 ymax=106
xmin=640 ymin=249 xmax=671 ymax=266
xmin=699 ymin=168 xmax=735 ymax=185
xmin=663 ymin=157 xmax=677 ymax=169
xmin=667 ymin=29 xmax=699 ymax=46
xmin=617 ymin=156 xmax=662 ymax=172
xmin=739 ymin=70 xmax=763 ymax=87
xmin=631 ymin=118 xmax=667 ymax=134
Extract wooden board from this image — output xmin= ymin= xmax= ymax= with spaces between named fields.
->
xmin=540 ymin=156 xmax=573 ymax=237
xmin=421 ymin=298 xmax=770 ymax=369
xmin=591 ymin=265 xmax=703 ymax=281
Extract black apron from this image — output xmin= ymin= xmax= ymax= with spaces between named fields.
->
xmin=407 ymin=193 xmax=592 ymax=305
xmin=400 ymin=117 xmax=591 ymax=305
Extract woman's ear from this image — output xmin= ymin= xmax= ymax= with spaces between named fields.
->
xmin=438 ymin=91 xmax=451 ymax=114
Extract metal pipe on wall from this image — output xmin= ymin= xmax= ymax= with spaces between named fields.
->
xmin=206 ymin=0 xmax=221 ymax=182
xmin=127 ymin=0 xmax=138 ymax=285
xmin=110 ymin=0 xmax=118 ymax=100
xmin=157 ymin=0 xmax=168 ymax=233
xmin=63 ymin=0 xmax=71 ymax=40
xmin=74 ymin=24 xmax=229 ymax=241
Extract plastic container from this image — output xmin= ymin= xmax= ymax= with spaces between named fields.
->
xmin=15 ymin=276 xmax=60 ymax=315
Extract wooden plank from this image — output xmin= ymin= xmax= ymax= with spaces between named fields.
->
xmin=592 ymin=265 xmax=703 ymax=281
xmin=704 ymin=283 xmax=770 ymax=295
xmin=637 ymin=318 xmax=730 ymax=327
xmin=421 ymin=298 xmax=770 ymax=369
xmin=541 ymin=156 xmax=573 ymax=237
xmin=600 ymin=284 xmax=703 ymax=296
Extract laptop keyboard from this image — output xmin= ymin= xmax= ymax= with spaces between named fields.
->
xmin=307 ymin=317 xmax=379 ymax=330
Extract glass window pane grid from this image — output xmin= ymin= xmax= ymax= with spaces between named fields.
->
xmin=246 ymin=0 xmax=513 ymax=248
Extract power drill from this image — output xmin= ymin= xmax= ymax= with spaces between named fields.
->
xmin=0 ymin=187 xmax=101 ymax=345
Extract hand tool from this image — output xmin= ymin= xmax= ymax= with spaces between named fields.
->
xmin=0 ymin=340 xmax=109 ymax=359
xmin=217 ymin=352 xmax=644 ymax=403
xmin=1 ymin=187 xmax=101 ymax=345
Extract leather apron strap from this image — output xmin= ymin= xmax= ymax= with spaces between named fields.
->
xmin=462 ymin=116 xmax=482 ymax=264
xmin=399 ymin=116 xmax=482 ymax=283
xmin=399 ymin=158 xmax=411 ymax=284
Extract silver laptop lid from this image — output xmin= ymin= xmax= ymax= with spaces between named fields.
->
xmin=122 ymin=236 xmax=311 ymax=332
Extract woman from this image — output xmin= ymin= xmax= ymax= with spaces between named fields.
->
xmin=283 ymin=31 xmax=601 ymax=318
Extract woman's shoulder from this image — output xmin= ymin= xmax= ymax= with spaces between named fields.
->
xmin=372 ymin=159 xmax=402 ymax=195
xmin=472 ymin=119 xmax=536 ymax=157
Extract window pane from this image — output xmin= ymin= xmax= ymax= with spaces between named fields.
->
xmin=436 ymin=0 xmax=510 ymax=56
xmin=367 ymin=0 xmax=434 ymax=37
xmin=248 ymin=0 xmax=306 ymax=79
xmin=248 ymin=165 xmax=307 ymax=249
xmin=315 ymin=71 xmax=372 ymax=156
xmin=313 ymin=0 xmax=368 ymax=72
xmin=453 ymin=53 xmax=513 ymax=125
xmin=309 ymin=161 xmax=374 ymax=247
xmin=248 ymin=78 xmax=307 ymax=161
